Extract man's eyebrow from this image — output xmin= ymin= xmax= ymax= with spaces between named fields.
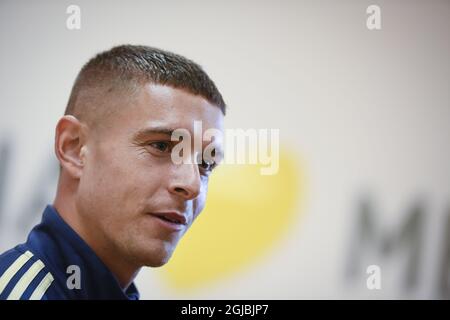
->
xmin=133 ymin=126 xmax=177 ymax=140
xmin=133 ymin=126 xmax=225 ymax=157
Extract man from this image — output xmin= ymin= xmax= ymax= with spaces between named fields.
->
xmin=0 ymin=45 xmax=226 ymax=299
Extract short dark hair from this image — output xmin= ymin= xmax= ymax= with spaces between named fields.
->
xmin=65 ymin=45 xmax=226 ymax=119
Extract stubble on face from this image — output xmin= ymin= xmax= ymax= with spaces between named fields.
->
xmin=75 ymin=83 xmax=224 ymax=269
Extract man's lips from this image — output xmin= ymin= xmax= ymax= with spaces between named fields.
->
xmin=149 ymin=211 xmax=188 ymax=225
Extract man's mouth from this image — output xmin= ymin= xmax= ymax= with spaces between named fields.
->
xmin=150 ymin=211 xmax=187 ymax=225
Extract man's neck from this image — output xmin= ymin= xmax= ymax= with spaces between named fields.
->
xmin=53 ymin=195 xmax=139 ymax=290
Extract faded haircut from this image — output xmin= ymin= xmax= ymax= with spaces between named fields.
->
xmin=64 ymin=45 xmax=226 ymax=123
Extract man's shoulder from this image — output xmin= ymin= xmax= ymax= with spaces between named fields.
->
xmin=0 ymin=244 xmax=56 ymax=300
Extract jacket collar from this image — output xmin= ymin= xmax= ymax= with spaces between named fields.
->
xmin=27 ymin=205 xmax=140 ymax=300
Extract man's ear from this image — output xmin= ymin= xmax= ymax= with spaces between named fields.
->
xmin=54 ymin=115 xmax=88 ymax=179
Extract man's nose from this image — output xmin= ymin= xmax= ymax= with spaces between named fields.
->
xmin=168 ymin=162 xmax=201 ymax=200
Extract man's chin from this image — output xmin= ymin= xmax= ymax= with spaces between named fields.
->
xmin=138 ymin=246 xmax=175 ymax=268
xmin=146 ymin=259 xmax=169 ymax=268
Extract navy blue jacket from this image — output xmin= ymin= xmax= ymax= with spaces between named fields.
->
xmin=0 ymin=205 xmax=139 ymax=300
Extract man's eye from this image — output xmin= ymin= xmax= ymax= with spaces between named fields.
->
xmin=199 ymin=160 xmax=217 ymax=173
xmin=149 ymin=141 xmax=170 ymax=153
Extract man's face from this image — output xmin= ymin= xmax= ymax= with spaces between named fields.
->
xmin=76 ymin=83 xmax=224 ymax=267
